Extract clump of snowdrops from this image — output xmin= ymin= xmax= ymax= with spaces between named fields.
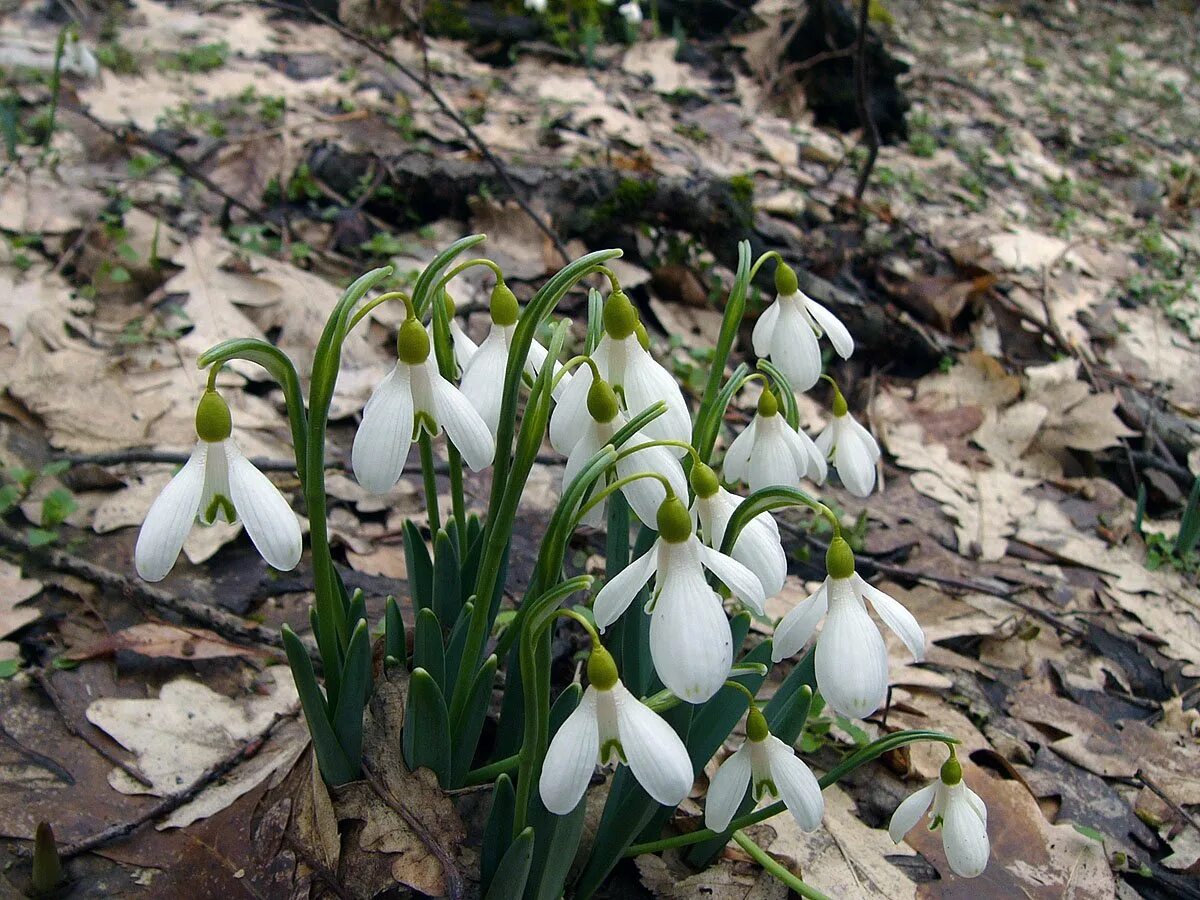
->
xmin=136 ymin=238 xmax=990 ymax=896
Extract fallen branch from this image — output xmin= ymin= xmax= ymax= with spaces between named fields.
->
xmin=852 ymin=0 xmax=881 ymax=201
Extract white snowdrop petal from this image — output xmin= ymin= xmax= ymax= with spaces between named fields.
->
xmin=539 ymin=688 xmax=600 ymax=815
xmin=834 ymin=424 xmax=877 ymax=497
xmin=771 ymin=581 xmax=828 ymax=663
xmin=764 ymin=736 xmax=824 ymax=831
xmin=134 ymin=444 xmax=207 ymax=582
xmin=802 ymin=296 xmax=855 ymax=359
xmin=649 ymin=568 xmax=732 ymax=703
xmin=815 ymin=580 xmax=888 ymax=718
xmin=888 ymin=781 xmax=938 ymax=843
xmin=730 ymin=515 xmax=787 ymax=599
xmin=624 ymin=344 xmax=691 ymax=448
xmin=704 ymin=745 xmax=752 ymax=832
xmin=782 ymin=423 xmax=828 ymax=484
xmin=449 ymin=321 xmax=478 ymax=371
xmin=751 ymin=299 xmax=782 ymax=358
xmin=225 ymin=442 xmax=303 ymax=572
xmin=942 ymin=786 xmax=991 ymax=878
xmin=814 ymin=420 xmax=836 ymax=459
xmin=550 ymin=361 xmax=594 ymax=454
xmin=772 ymin=303 xmax=823 ymax=392
xmin=615 ymin=441 xmax=687 ymax=527
xmin=848 ymin=413 xmax=882 ymax=461
xmin=723 ymin=419 xmax=756 ymax=482
xmin=593 ymin=545 xmax=659 ymax=629
xmin=698 ymin=543 xmax=766 ymax=615
xmin=352 ymin=365 xmax=415 ymax=494
xmin=612 ymin=683 xmax=693 ymax=807
xmin=459 ymin=328 xmax=509 ymax=437
xmin=856 ymin=575 xmax=926 ymax=662
xmin=963 ymin=786 xmax=988 ymax=828
xmin=747 ymin=421 xmax=800 ymax=492
xmin=430 ymin=368 xmax=495 ymax=471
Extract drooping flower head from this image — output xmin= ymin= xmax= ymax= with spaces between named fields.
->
xmin=353 ymin=313 xmax=494 ymax=495
xmin=753 ymin=262 xmax=854 ymax=392
xmin=618 ymin=0 xmax=643 ymax=23
xmin=593 ymin=495 xmax=765 ymax=703
xmin=550 ymin=289 xmax=690 ymax=456
xmin=539 ymin=643 xmax=693 ymax=814
xmin=815 ymin=381 xmax=881 ymax=498
xmin=889 ymin=751 xmax=990 ymax=878
xmin=689 ymin=462 xmax=786 ymax=599
xmin=564 ymin=376 xmax=687 ymax=529
xmin=771 ymin=536 xmax=925 ymax=719
xmin=135 ymin=389 xmax=302 ymax=582
xmin=724 ymin=386 xmax=826 ymax=493
xmin=705 ymin=705 xmax=823 ymax=833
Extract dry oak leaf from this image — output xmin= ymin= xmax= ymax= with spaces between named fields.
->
xmin=0 ymin=560 xmax=42 ymax=639
xmin=65 ymin=622 xmax=268 ymax=662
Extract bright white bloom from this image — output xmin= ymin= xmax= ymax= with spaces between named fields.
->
xmin=705 ymin=709 xmax=823 ymax=833
xmin=689 ymin=463 xmax=786 ymax=599
xmin=772 ymin=537 xmax=924 ymax=719
xmin=564 ymin=378 xmax=686 ymax=528
xmin=135 ymin=391 xmax=302 ymax=582
xmin=724 ymin=388 xmax=826 ymax=493
xmin=593 ymin=497 xmax=765 ymax=703
xmin=539 ymin=649 xmax=692 ymax=814
xmin=550 ymin=290 xmax=689 ymax=456
xmin=815 ymin=392 xmax=880 ymax=498
xmin=890 ymin=757 xmax=989 ymax=878
xmin=619 ymin=1 xmax=643 ymax=23
xmin=353 ymin=318 xmax=494 ymax=494
xmin=753 ymin=263 xmax=853 ymax=392
xmin=524 ymin=0 xmax=547 ymax=11
xmin=427 ymin=293 xmax=476 ymax=374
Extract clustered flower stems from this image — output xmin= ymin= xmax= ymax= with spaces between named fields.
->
xmin=135 ymin=235 xmax=992 ymax=897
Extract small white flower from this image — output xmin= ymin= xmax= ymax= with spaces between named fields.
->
xmin=815 ymin=396 xmax=880 ymax=498
xmin=771 ymin=537 xmax=924 ymax=719
xmin=723 ymin=388 xmax=826 ymax=493
xmin=705 ymin=710 xmax=823 ymax=833
xmin=889 ymin=757 xmax=989 ymax=878
xmin=563 ymin=379 xmax=686 ymax=528
xmin=539 ymin=649 xmax=692 ymax=814
xmin=427 ymin=293 xmax=477 ymax=374
xmin=619 ymin=1 xmax=643 ymax=24
xmin=689 ymin=463 xmax=787 ymax=599
xmin=593 ymin=497 xmax=765 ymax=703
xmin=524 ymin=0 xmax=548 ymax=11
xmin=753 ymin=263 xmax=853 ymax=392
xmin=135 ymin=391 xmax=302 ymax=582
xmin=353 ymin=318 xmax=494 ymax=494
xmin=550 ymin=291 xmax=690 ymax=456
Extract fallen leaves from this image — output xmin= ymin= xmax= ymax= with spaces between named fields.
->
xmin=65 ymin=622 xmax=268 ymax=663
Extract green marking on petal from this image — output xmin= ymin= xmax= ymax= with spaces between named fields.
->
xmin=600 ymin=738 xmax=626 ymax=765
xmin=202 ymin=494 xmax=236 ymax=525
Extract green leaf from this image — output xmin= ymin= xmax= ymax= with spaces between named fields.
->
xmin=384 ymin=596 xmax=406 ymax=669
xmin=283 ymin=626 xmax=356 ymax=785
xmin=1073 ymin=823 xmax=1105 ymax=844
xmin=413 ymin=607 xmax=445 ymax=689
xmin=412 ymin=234 xmax=487 ymax=319
xmin=684 ymin=638 xmax=771 ymax=769
xmin=449 ymin=652 xmax=496 ymax=786
xmin=432 ymin=529 xmax=463 ymax=626
xmin=403 ymin=521 xmax=434 ymax=612
xmin=484 ymin=827 xmax=534 ymax=900
xmin=402 ymin=667 xmax=451 ymax=785
xmin=331 ymin=618 xmax=371 ymax=769
xmin=692 ymin=240 xmax=751 ymax=461
xmin=443 ymin=600 xmax=475 ymax=700
xmin=585 ymin=287 xmax=604 ymax=354
xmin=481 ymin=773 xmax=516 ymax=894
xmin=526 ymin=796 xmax=586 ymax=900
xmin=0 ymin=658 xmax=21 ymax=678
xmin=25 ymin=528 xmax=58 ymax=547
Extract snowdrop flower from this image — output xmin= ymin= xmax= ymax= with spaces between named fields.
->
xmin=429 ymin=292 xmax=477 ymax=375
xmin=460 ymin=282 xmax=567 ymax=438
xmin=772 ymin=536 xmax=924 ymax=718
xmin=889 ymin=753 xmax=989 ymax=878
xmin=524 ymin=0 xmax=547 ymax=11
xmin=550 ymin=290 xmax=690 ymax=456
xmin=753 ymin=262 xmax=853 ymax=392
xmin=593 ymin=496 xmax=765 ymax=703
xmin=353 ymin=315 xmax=494 ymax=494
xmin=724 ymin=387 xmax=826 ymax=493
xmin=619 ymin=1 xmax=643 ymax=24
xmin=689 ymin=462 xmax=786 ymax=599
xmin=564 ymin=377 xmax=686 ymax=528
xmin=540 ymin=645 xmax=692 ymax=814
xmin=705 ymin=706 xmax=823 ymax=832
xmin=815 ymin=384 xmax=880 ymax=498
xmin=135 ymin=390 xmax=302 ymax=582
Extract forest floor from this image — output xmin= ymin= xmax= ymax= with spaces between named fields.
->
xmin=0 ymin=0 xmax=1197 ymax=897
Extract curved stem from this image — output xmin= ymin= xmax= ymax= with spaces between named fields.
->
xmin=612 ymin=439 xmax=700 ymax=467
xmin=592 ymin=265 xmax=621 ymax=291
xmin=434 ymin=257 xmax=505 ymax=297
xmin=463 ymin=753 xmax=520 ymax=786
xmin=724 ymin=679 xmax=758 ymax=709
xmin=577 ymin=470 xmax=674 ymax=521
xmin=733 ymin=831 xmax=832 ymax=900
xmin=205 ymin=363 xmax=222 ymax=392
xmin=555 ymin=607 xmax=602 ymax=646
xmin=748 ymin=250 xmax=782 ymax=283
xmin=554 ymin=355 xmax=601 ymax=391
xmin=418 ymin=431 xmax=441 ymax=535
xmin=346 ymin=290 xmax=413 ymax=332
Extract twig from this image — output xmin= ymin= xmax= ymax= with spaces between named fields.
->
xmin=1137 ymin=769 xmax=1200 ymax=837
xmin=289 ymin=0 xmax=572 ymax=264
xmin=34 ymin=669 xmax=154 ymax=789
xmin=60 ymin=710 xmax=297 ymax=859
xmin=852 ymin=0 xmax=880 ymax=202
xmin=0 ymin=721 xmax=74 ymax=784
xmin=285 ymin=837 xmax=355 ymax=900
xmin=361 ymin=758 xmax=463 ymax=900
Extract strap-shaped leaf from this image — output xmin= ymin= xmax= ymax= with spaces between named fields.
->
xmin=403 ymin=520 xmax=434 ymax=612
xmin=449 ymin=651 xmax=496 ymax=786
xmin=443 ymin=600 xmax=475 ymax=699
xmin=412 ymin=234 xmax=487 ymax=318
xmin=481 ymin=773 xmax=516 ymax=894
xmin=384 ymin=595 xmax=406 ymax=669
xmin=684 ymin=638 xmax=771 ymax=770
xmin=484 ymin=827 xmax=534 ymax=900
xmin=402 ymin=667 xmax=451 ymax=784
xmin=764 ymin=646 xmax=816 ymax=744
xmin=585 ymin=287 xmax=604 ymax=354
xmin=693 ymin=240 xmax=751 ymax=461
xmin=331 ymin=618 xmax=371 ymax=769
xmin=432 ymin=528 xmax=462 ymax=625
xmin=526 ymin=795 xmax=586 ymax=900
xmin=283 ymin=625 xmax=356 ymax=785
xmin=413 ymin=607 xmax=446 ymax=689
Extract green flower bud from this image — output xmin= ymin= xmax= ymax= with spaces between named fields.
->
xmin=830 ymin=383 xmax=848 ymax=417
xmin=397 ymin=316 xmax=431 ymax=365
xmin=940 ymin=753 xmax=963 ymax=786
xmin=746 ymin=705 xmax=769 ymax=743
xmin=441 ymin=291 xmax=457 ymax=318
xmin=656 ymin=495 xmax=691 ymax=543
xmin=587 ymin=643 xmax=619 ymax=691
xmin=634 ymin=320 xmax=650 ymax=351
xmin=587 ymin=378 xmax=620 ymax=423
xmin=195 ymin=390 xmax=232 ymax=443
xmin=775 ymin=261 xmax=799 ymax=297
xmin=690 ymin=461 xmax=720 ymax=499
xmin=603 ymin=289 xmax=638 ymax=340
xmin=489 ymin=281 xmax=519 ymax=326
xmin=825 ymin=535 xmax=855 ymax=580
xmin=758 ymin=386 xmax=780 ymax=419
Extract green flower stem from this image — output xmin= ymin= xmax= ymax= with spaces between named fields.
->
xmin=555 ymin=607 xmax=602 ymax=646
xmin=732 ymin=831 xmax=831 ymax=900
xmin=419 ymin=431 xmax=441 ymax=535
xmin=720 ymin=486 xmax=842 ymax=558
xmin=611 ymin=439 xmax=701 ymax=468
xmin=346 ymin=290 xmax=413 ymax=332
xmin=577 ymin=471 xmax=674 ymax=522
xmin=747 ymin=250 xmax=782 ymax=283
xmin=552 ymin=355 xmax=601 ymax=392
xmin=693 ymin=241 xmax=751 ymax=463
xmin=464 ymin=753 xmax=520 ymax=786
xmin=624 ymin=729 xmax=957 ymax=857
xmin=447 ymin=444 xmax=467 ymax=547
xmin=434 ymin=257 xmax=505 ymax=296
xmin=724 ymin=679 xmax=758 ymax=708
